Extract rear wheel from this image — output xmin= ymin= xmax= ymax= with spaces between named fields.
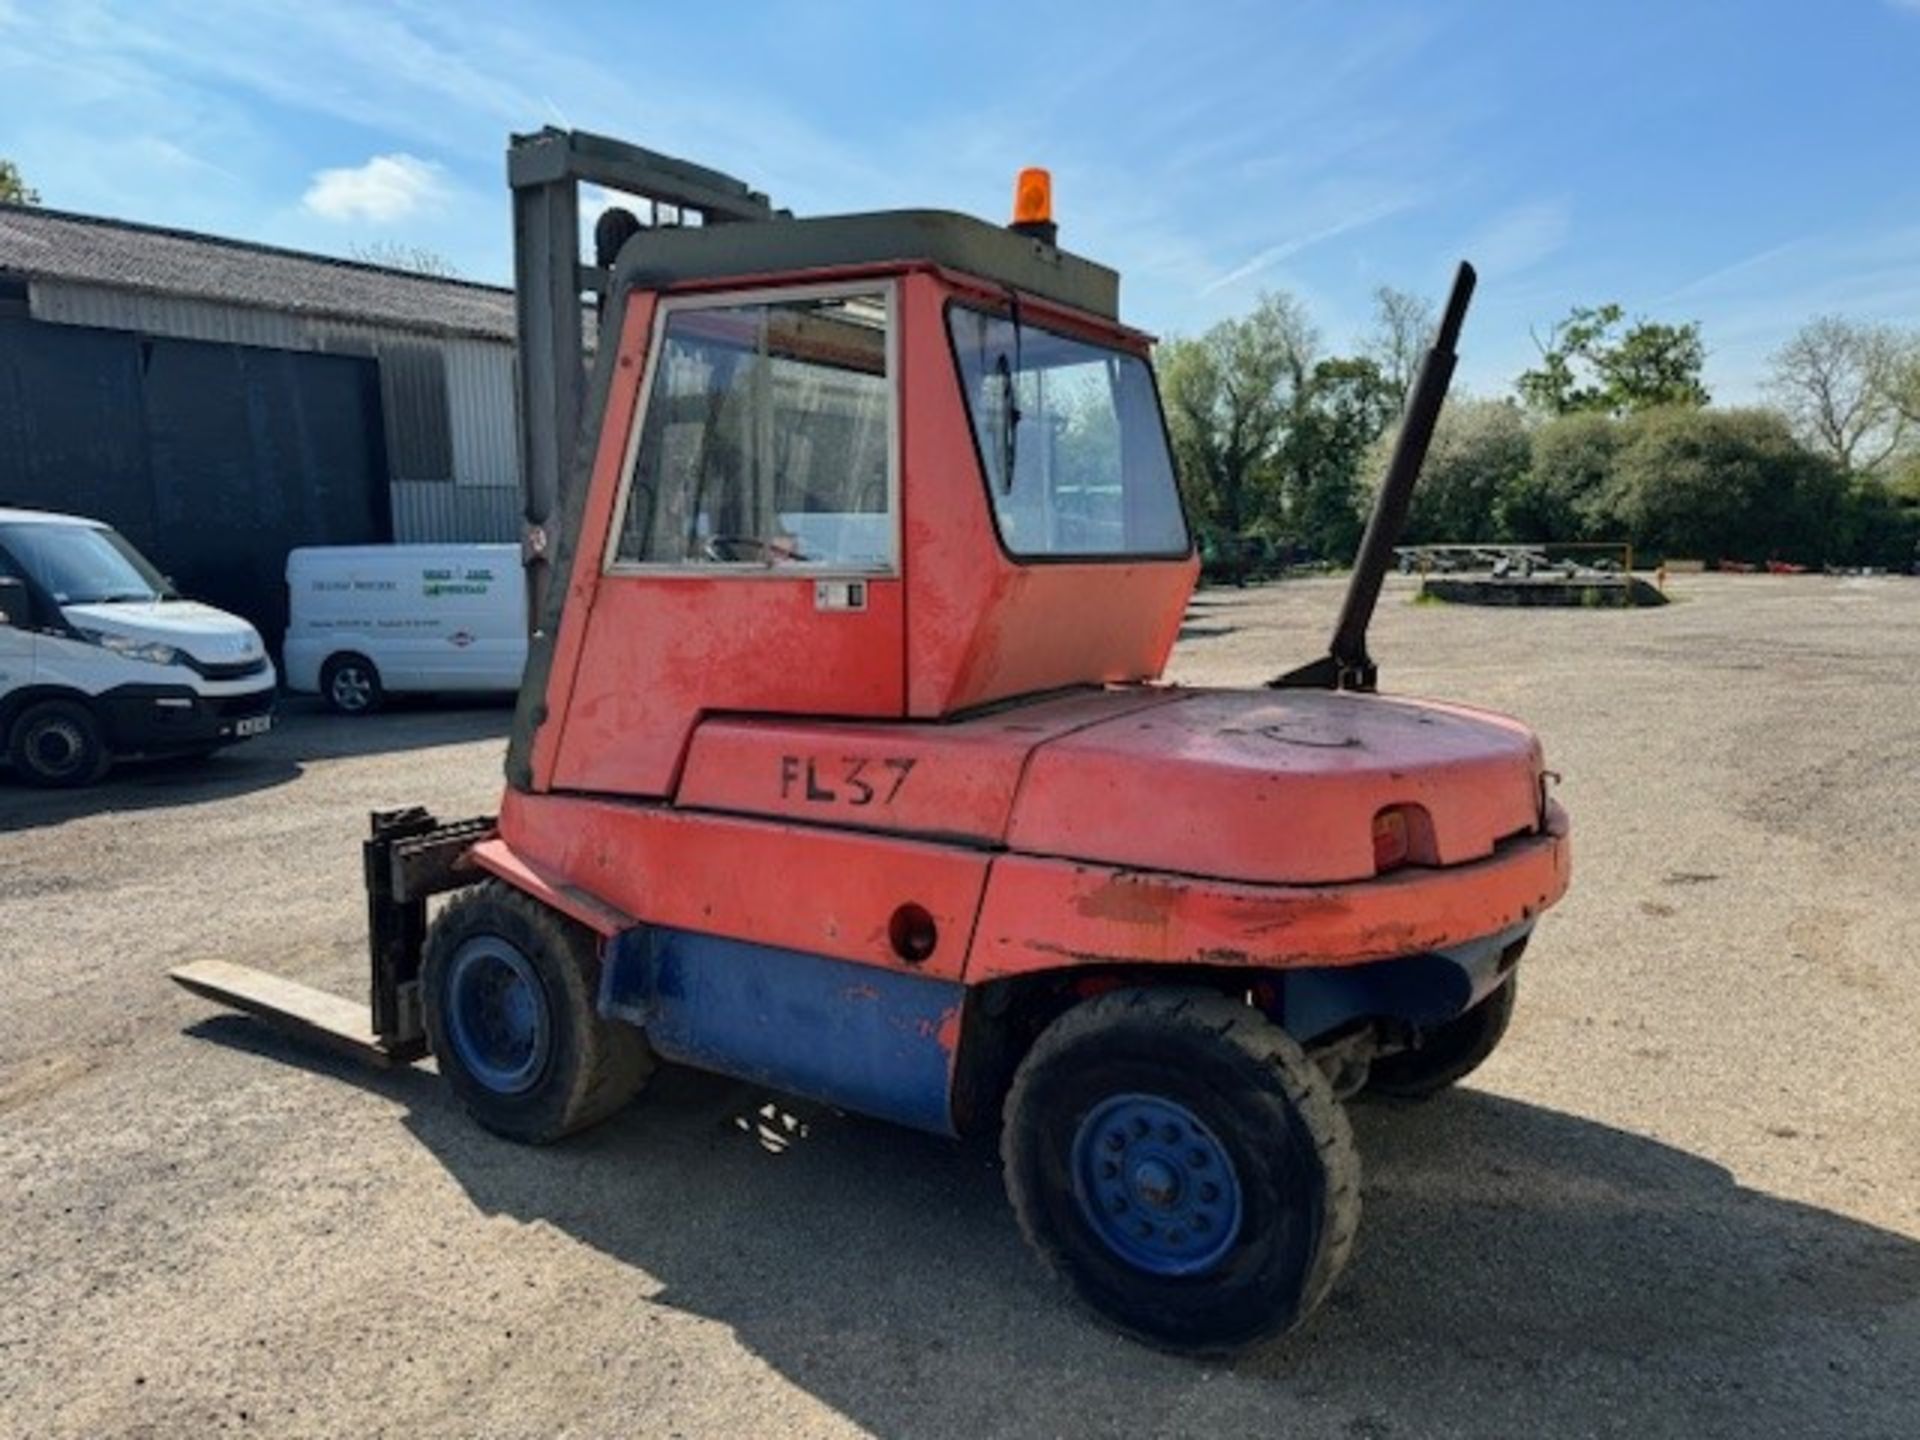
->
xmin=7 ymin=699 xmax=110 ymax=787
xmin=422 ymin=881 xmax=652 ymax=1143
xmin=1002 ymin=989 xmax=1360 ymax=1356
xmin=1366 ymin=976 xmax=1517 ymax=1100
xmin=321 ymin=653 xmax=382 ymax=715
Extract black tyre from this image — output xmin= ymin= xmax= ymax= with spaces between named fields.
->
xmin=422 ymin=881 xmax=653 ymax=1144
xmin=321 ymin=653 xmax=382 ymax=715
xmin=7 ymin=698 xmax=110 ymax=787
xmin=1002 ymin=988 xmax=1360 ymax=1356
xmin=1366 ymin=976 xmax=1517 ymax=1100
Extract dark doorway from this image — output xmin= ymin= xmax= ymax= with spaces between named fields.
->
xmin=0 ymin=317 xmax=390 ymax=647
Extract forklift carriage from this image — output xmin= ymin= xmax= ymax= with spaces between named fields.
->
xmin=174 ymin=130 xmax=1570 ymax=1357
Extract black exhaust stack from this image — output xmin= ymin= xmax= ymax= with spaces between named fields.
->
xmin=1270 ymin=260 xmax=1476 ymax=693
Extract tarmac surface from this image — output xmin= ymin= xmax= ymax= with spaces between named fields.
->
xmin=2 ymin=573 xmax=1916 ymax=1438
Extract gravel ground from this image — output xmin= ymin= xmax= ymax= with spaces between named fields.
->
xmin=1 ymin=573 xmax=1916 ymax=1439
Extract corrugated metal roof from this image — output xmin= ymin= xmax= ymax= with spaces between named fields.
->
xmin=0 ymin=203 xmax=516 ymax=342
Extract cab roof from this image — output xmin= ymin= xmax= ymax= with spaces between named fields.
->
xmin=611 ymin=208 xmax=1121 ymax=319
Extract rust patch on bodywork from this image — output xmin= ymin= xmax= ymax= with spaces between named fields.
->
xmin=965 ymin=812 xmax=1571 ymax=984
xmin=1074 ymin=871 xmax=1180 ymax=925
xmin=934 ymin=1005 xmax=963 ymax=1053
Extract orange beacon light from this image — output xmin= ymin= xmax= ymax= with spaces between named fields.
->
xmin=1010 ymin=167 xmax=1057 ymax=243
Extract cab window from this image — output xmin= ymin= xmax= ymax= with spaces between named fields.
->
xmin=948 ymin=306 xmax=1189 ymax=559
xmin=612 ymin=288 xmax=894 ymax=572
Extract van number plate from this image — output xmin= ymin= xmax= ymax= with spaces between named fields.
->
xmin=235 ymin=715 xmax=272 ymax=738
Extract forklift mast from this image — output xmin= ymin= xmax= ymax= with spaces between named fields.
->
xmin=506 ymin=128 xmax=781 ymax=626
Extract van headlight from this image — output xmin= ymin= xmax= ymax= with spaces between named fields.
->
xmin=80 ymin=629 xmax=181 ymax=667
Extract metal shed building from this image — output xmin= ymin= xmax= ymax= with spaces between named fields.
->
xmin=0 ymin=202 xmax=521 ymax=641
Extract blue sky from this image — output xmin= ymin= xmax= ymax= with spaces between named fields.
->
xmin=3 ymin=0 xmax=1918 ymax=400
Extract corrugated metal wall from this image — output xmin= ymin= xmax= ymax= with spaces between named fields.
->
xmin=31 ymin=281 xmax=310 ymax=348
xmin=390 ymin=480 xmax=521 ymax=543
xmin=29 ymin=280 xmax=521 ymax=543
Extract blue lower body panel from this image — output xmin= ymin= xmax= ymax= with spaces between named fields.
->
xmin=601 ymin=928 xmax=962 ymax=1135
xmin=1277 ymin=920 xmax=1534 ymax=1043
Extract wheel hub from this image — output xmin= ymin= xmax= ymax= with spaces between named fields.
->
xmin=444 ymin=936 xmax=551 ymax=1095
xmin=1131 ymin=1158 xmax=1179 ymax=1209
xmin=332 ymin=670 xmax=371 ymax=710
xmin=1071 ymin=1093 xmax=1244 ymax=1276
xmin=29 ymin=721 xmax=82 ymax=773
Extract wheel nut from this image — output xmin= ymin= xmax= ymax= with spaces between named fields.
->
xmin=1199 ymin=1182 xmax=1219 ymax=1202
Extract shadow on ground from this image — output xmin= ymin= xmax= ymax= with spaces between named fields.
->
xmin=265 ymin=695 xmax=513 ymax=764
xmin=1176 ymin=623 xmax=1239 ymax=642
xmin=0 ymin=700 xmax=510 ymax=831
xmin=0 ymin=748 xmax=302 ymax=831
xmin=190 ymin=1016 xmax=1920 ymax=1439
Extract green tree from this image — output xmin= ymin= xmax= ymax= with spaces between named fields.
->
xmin=1497 ymin=411 xmax=1624 ymax=542
xmin=1283 ymin=356 xmax=1399 ymax=559
xmin=1518 ymin=303 xmax=1709 ymax=415
xmin=1765 ymin=316 xmax=1910 ymax=475
xmin=0 ymin=158 xmax=39 ymax=205
xmin=1830 ymin=473 xmax=1920 ymax=569
xmin=1157 ymin=292 xmax=1316 ymax=535
xmin=1370 ymin=397 xmax=1531 ymax=543
xmin=1364 ymin=284 xmax=1436 ymax=405
xmin=1598 ymin=408 xmax=1844 ymax=563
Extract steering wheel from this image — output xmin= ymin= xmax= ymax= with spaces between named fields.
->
xmin=703 ymin=535 xmax=809 ymax=564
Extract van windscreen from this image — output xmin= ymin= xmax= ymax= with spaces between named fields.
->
xmin=0 ymin=523 xmax=172 ymax=605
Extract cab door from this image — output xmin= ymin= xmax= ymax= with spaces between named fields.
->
xmin=550 ymin=281 xmax=904 ymax=798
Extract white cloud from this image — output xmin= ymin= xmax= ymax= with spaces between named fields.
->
xmin=1200 ymin=196 xmax=1419 ymax=297
xmin=1654 ymin=239 xmax=1807 ymax=307
xmin=301 ymin=153 xmax=446 ymax=224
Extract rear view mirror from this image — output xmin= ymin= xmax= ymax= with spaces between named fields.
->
xmin=0 ymin=576 xmax=26 ymax=629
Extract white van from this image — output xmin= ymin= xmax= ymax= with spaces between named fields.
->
xmin=0 ymin=507 xmax=276 ymax=787
xmin=283 ymin=545 xmax=527 ymax=714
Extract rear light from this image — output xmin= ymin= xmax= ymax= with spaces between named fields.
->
xmin=1373 ymin=807 xmax=1411 ymax=873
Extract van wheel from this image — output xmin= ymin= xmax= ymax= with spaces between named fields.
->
xmin=8 ymin=698 xmax=111 ymax=787
xmin=321 ymin=654 xmax=382 ymax=715
xmin=422 ymin=881 xmax=654 ymax=1144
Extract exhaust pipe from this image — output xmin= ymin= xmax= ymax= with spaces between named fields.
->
xmin=1270 ymin=260 xmax=1476 ymax=692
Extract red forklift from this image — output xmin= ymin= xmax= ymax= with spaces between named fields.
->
xmin=176 ymin=131 xmax=1570 ymax=1356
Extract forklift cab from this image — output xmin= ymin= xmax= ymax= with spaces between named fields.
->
xmin=516 ymin=211 xmax=1201 ymax=799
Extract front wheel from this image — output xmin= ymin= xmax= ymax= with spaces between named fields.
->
xmin=7 ymin=698 xmax=111 ymax=787
xmin=1002 ymin=989 xmax=1360 ymax=1357
xmin=422 ymin=881 xmax=653 ymax=1143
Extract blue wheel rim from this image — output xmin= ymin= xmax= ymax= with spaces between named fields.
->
xmin=444 ymin=936 xmax=550 ymax=1095
xmin=1071 ymin=1093 xmax=1244 ymax=1277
